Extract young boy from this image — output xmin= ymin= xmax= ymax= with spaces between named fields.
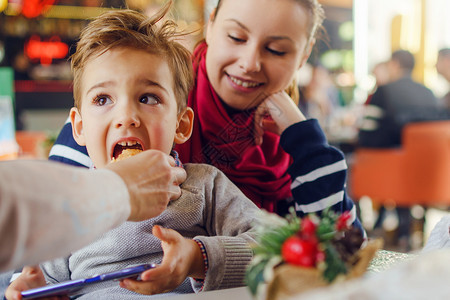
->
xmin=6 ymin=6 xmax=260 ymax=299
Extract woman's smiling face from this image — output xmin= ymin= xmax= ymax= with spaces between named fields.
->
xmin=205 ymin=0 xmax=313 ymax=111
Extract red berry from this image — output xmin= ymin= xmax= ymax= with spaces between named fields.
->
xmin=300 ymin=217 xmax=317 ymax=239
xmin=316 ymin=249 xmax=326 ymax=263
xmin=281 ymin=236 xmax=318 ymax=267
xmin=336 ymin=211 xmax=352 ymax=231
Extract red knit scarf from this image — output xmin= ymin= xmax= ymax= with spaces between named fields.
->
xmin=175 ymin=42 xmax=292 ymax=212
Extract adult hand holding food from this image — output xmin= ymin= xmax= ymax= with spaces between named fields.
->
xmin=106 ymin=149 xmax=187 ymax=222
xmin=0 ymin=150 xmax=186 ymax=271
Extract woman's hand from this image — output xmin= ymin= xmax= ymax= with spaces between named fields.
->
xmin=5 ymin=265 xmax=68 ymax=300
xmin=119 ymin=225 xmax=204 ymax=295
xmin=254 ymin=91 xmax=306 ymax=145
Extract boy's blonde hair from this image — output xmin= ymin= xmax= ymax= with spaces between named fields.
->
xmin=71 ymin=2 xmax=193 ymax=112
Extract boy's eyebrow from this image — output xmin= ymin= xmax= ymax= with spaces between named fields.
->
xmin=224 ymin=18 xmax=293 ymax=42
xmin=139 ymin=78 xmax=170 ymax=95
xmin=86 ymin=81 xmax=113 ymax=95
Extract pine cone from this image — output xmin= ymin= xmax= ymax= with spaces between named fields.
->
xmin=332 ymin=227 xmax=364 ymax=263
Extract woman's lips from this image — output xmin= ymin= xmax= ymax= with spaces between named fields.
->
xmin=227 ymin=74 xmax=263 ymax=92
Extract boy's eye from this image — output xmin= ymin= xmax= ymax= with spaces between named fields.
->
xmin=93 ymin=95 xmax=111 ymax=106
xmin=139 ymin=94 xmax=160 ymax=105
xmin=228 ymin=34 xmax=245 ymax=43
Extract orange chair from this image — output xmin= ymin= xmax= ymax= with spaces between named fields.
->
xmin=350 ymin=120 xmax=450 ymax=207
xmin=15 ymin=130 xmax=48 ymax=158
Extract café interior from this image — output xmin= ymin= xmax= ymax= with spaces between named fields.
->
xmin=0 ymin=0 xmax=449 ymax=299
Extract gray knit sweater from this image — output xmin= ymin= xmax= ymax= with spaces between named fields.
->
xmin=41 ymin=163 xmax=259 ymax=299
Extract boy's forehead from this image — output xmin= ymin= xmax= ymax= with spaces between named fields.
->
xmin=81 ymin=47 xmax=175 ymax=90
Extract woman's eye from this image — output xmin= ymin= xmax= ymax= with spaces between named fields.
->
xmin=93 ymin=95 xmax=111 ymax=106
xmin=140 ymin=94 xmax=160 ymax=105
xmin=228 ymin=34 xmax=245 ymax=43
xmin=267 ymin=48 xmax=286 ymax=56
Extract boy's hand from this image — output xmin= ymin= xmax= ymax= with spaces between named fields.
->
xmin=5 ymin=265 xmax=68 ymax=300
xmin=105 ymin=150 xmax=187 ymax=222
xmin=254 ymin=91 xmax=306 ymax=145
xmin=119 ymin=225 xmax=204 ymax=295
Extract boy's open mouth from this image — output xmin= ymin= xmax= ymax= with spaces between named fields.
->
xmin=112 ymin=141 xmax=143 ymax=162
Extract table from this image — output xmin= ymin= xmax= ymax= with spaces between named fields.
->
xmin=163 ymin=286 xmax=253 ymax=300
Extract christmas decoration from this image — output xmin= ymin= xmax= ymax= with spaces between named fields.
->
xmin=245 ymin=208 xmax=382 ymax=299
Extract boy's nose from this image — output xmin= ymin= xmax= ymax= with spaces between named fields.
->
xmin=115 ymin=105 xmax=141 ymax=128
xmin=239 ymin=45 xmax=261 ymax=73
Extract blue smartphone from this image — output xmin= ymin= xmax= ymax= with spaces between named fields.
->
xmin=21 ymin=263 xmax=155 ymax=299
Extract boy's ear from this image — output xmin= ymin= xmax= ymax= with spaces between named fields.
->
xmin=298 ymin=38 xmax=315 ymax=70
xmin=174 ymin=107 xmax=194 ymax=145
xmin=70 ymin=107 xmax=86 ymax=146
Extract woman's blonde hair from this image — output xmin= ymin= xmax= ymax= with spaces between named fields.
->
xmin=71 ymin=1 xmax=193 ymax=112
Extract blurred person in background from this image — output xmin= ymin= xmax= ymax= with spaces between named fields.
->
xmin=357 ymin=49 xmax=445 ymax=251
xmin=358 ymin=49 xmax=440 ymax=148
xmin=435 ymin=48 xmax=450 ymax=110
xmin=365 ymin=61 xmax=390 ymax=105
xmin=300 ymin=63 xmax=340 ymax=129
xmin=372 ymin=61 xmax=391 ymax=87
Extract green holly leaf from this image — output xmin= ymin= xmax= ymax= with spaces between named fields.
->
xmin=245 ymin=256 xmax=268 ymax=295
xmin=254 ymin=225 xmax=299 ymax=255
xmin=252 ymin=209 xmax=300 ymax=256
xmin=245 ymin=255 xmax=282 ymax=296
xmin=315 ymin=208 xmax=339 ymax=242
xmin=322 ymin=243 xmax=348 ymax=282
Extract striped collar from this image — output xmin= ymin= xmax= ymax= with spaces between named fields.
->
xmin=171 ymin=150 xmax=183 ymax=168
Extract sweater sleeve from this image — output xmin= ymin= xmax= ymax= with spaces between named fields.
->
xmin=190 ymin=166 xmax=259 ymax=292
xmin=40 ymin=256 xmax=71 ymax=284
xmin=280 ymin=119 xmax=364 ymax=233
xmin=0 ymin=160 xmax=130 ymax=271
